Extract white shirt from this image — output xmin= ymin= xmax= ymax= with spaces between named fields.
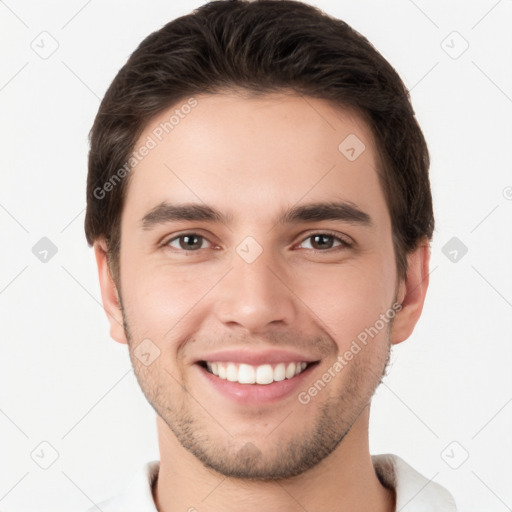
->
xmin=84 ymin=454 xmax=457 ymax=511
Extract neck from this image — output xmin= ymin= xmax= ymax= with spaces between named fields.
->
xmin=152 ymin=407 xmax=395 ymax=512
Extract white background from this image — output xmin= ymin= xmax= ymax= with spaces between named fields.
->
xmin=1 ymin=1 xmax=511 ymax=511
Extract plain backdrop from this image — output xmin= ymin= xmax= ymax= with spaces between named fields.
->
xmin=1 ymin=1 xmax=511 ymax=511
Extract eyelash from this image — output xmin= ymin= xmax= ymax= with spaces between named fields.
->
xmin=162 ymin=231 xmax=353 ymax=253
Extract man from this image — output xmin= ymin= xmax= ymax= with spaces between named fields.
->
xmin=84 ymin=0 xmax=457 ymax=510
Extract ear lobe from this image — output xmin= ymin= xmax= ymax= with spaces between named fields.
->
xmin=94 ymin=239 xmax=128 ymax=345
xmin=391 ymin=242 xmax=431 ymax=345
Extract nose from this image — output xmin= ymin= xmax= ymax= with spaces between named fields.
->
xmin=213 ymin=247 xmax=297 ymax=334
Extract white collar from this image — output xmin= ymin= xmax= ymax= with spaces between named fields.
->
xmin=87 ymin=454 xmax=457 ymax=511
xmin=372 ymin=453 xmax=457 ymax=511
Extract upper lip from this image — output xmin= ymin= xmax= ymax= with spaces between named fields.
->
xmin=195 ymin=349 xmax=321 ymax=366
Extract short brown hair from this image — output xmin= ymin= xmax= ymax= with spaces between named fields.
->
xmin=84 ymin=0 xmax=434 ymax=286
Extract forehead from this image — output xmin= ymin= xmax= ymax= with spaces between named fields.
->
xmin=122 ymin=92 xmax=387 ymax=229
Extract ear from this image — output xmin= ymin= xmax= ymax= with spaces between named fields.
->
xmin=391 ymin=241 xmax=431 ymax=345
xmin=94 ymin=239 xmax=128 ymax=345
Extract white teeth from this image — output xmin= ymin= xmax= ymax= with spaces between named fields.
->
xmin=274 ymin=363 xmax=286 ymax=381
xmin=226 ymin=363 xmax=238 ymax=382
xmin=238 ymin=363 xmax=256 ymax=384
xmin=204 ymin=361 xmax=309 ymax=385
xmin=285 ymin=362 xmax=296 ymax=379
xmin=256 ymin=364 xmax=274 ymax=385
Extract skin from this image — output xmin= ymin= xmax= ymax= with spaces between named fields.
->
xmin=95 ymin=91 xmax=430 ymax=512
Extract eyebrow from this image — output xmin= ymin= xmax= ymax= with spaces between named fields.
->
xmin=140 ymin=200 xmax=372 ymax=230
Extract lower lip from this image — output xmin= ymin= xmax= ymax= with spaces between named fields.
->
xmin=195 ymin=362 xmax=319 ymax=405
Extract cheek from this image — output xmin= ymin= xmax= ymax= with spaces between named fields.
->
xmin=121 ymin=261 xmax=219 ymax=341
xmin=295 ymin=260 xmax=395 ymax=347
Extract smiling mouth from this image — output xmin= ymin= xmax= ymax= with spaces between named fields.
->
xmin=198 ymin=360 xmax=320 ymax=385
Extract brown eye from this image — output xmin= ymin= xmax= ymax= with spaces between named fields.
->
xmin=298 ymin=233 xmax=351 ymax=251
xmin=166 ymin=233 xmax=211 ymax=251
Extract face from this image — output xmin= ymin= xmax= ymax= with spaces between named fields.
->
xmin=101 ymin=91 xmax=417 ymax=480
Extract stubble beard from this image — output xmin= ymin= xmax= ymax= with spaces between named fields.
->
xmin=119 ymin=294 xmax=393 ymax=481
